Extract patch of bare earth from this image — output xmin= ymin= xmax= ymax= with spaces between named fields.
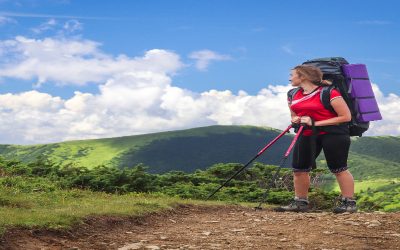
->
xmin=1 ymin=205 xmax=399 ymax=250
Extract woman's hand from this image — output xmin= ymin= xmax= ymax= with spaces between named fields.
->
xmin=300 ymin=116 xmax=312 ymax=126
xmin=291 ymin=116 xmax=301 ymax=124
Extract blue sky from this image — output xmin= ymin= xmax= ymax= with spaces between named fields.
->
xmin=0 ymin=0 xmax=399 ymax=143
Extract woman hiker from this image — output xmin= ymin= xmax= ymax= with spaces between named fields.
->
xmin=275 ymin=65 xmax=357 ymax=213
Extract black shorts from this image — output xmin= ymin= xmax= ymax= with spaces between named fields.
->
xmin=292 ymin=133 xmax=350 ymax=173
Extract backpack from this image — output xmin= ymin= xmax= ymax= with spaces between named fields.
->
xmin=288 ymin=57 xmax=382 ymax=137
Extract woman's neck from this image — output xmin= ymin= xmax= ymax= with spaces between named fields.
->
xmin=301 ymin=82 xmax=319 ymax=94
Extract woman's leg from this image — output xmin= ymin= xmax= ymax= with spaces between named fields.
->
xmin=321 ymin=133 xmax=352 ymax=197
xmin=321 ymin=134 xmax=357 ymax=213
xmin=292 ymin=134 xmax=320 ymax=198
xmin=334 ymin=170 xmax=354 ymax=198
xmin=294 ymin=172 xmax=310 ymax=198
xmin=274 ymin=171 xmax=310 ymax=212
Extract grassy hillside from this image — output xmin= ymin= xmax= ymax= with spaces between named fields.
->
xmin=0 ymin=125 xmax=399 ymax=180
xmin=349 ymin=136 xmax=400 ymax=163
xmin=0 ymin=174 xmax=228 ymax=236
xmin=0 ymin=126 xmax=293 ymax=172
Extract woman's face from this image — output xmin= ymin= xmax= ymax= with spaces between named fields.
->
xmin=290 ymin=70 xmax=302 ymax=86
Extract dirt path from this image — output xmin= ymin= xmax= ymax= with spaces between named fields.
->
xmin=1 ymin=205 xmax=399 ymax=250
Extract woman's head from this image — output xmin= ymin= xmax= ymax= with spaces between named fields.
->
xmin=291 ymin=65 xmax=325 ymax=86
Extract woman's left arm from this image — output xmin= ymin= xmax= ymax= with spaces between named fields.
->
xmin=300 ymin=97 xmax=351 ymax=126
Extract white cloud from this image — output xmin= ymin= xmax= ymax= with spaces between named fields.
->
xmin=31 ymin=18 xmax=57 ymax=34
xmin=364 ymin=84 xmax=400 ymax=136
xmin=0 ymin=36 xmax=398 ymax=144
xmin=189 ymin=49 xmax=231 ymax=71
xmin=63 ymin=19 xmax=82 ymax=33
xmin=0 ymin=36 xmax=183 ymax=86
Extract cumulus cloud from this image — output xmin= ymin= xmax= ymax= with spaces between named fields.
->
xmin=189 ymin=49 xmax=231 ymax=71
xmin=0 ymin=36 xmax=398 ymax=144
xmin=0 ymin=82 xmax=291 ymax=144
xmin=0 ymin=36 xmax=183 ymax=87
xmin=365 ymin=84 xmax=400 ymax=136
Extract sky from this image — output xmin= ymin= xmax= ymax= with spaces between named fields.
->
xmin=0 ymin=0 xmax=399 ymax=144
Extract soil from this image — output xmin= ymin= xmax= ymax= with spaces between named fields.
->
xmin=1 ymin=204 xmax=399 ymax=250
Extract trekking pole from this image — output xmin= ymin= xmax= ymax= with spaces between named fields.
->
xmin=255 ymin=125 xmax=305 ymax=210
xmin=206 ymin=125 xmax=293 ymax=200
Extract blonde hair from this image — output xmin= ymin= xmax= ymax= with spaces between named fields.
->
xmin=293 ymin=65 xmax=332 ymax=86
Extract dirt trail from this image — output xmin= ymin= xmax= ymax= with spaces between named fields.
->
xmin=1 ymin=205 xmax=399 ymax=250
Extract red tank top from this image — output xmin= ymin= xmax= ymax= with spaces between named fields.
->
xmin=289 ymin=87 xmax=342 ymax=136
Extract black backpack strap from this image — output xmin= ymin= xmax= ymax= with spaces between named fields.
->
xmin=319 ymin=85 xmax=351 ymax=135
xmin=287 ymin=87 xmax=301 ymax=104
xmin=320 ymin=85 xmax=336 ymax=113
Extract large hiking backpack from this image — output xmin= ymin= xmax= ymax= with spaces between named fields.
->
xmin=293 ymin=57 xmax=382 ymax=136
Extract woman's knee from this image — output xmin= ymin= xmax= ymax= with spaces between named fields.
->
xmin=294 ymin=171 xmax=310 ymax=177
xmin=333 ymin=169 xmax=350 ymax=177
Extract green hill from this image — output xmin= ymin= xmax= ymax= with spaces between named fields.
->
xmin=0 ymin=125 xmax=399 ymax=181
xmin=0 ymin=126 xmax=293 ymax=173
xmin=349 ymin=136 xmax=400 ymax=163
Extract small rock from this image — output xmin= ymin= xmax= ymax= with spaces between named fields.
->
xmin=118 ymin=242 xmax=143 ymax=250
xmin=160 ymin=236 xmax=168 ymax=240
xmin=322 ymin=231 xmax=334 ymax=235
xmin=231 ymin=228 xmax=246 ymax=232
xmin=202 ymin=231 xmax=211 ymax=236
xmin=169 ymin=219 xmax=177 ymax=223
xmin=125 ymin=231 xmax=133 ymax=234
xmin=344 ymin=221 xmax=360 ymax=226
xmin=390 ymin=233 xmax=400 ymax=237
xmin=369 ymin=220 xmax=382 ymax=225
xmin=145 ymin=246 xmax=160 ymax=250
xmin=279 ymin=238 xmax=288 ymax=242
xmin=204 ymin=220 xmax=220 ymax=223
xmin=305 ymin=214 xmax=316 ymax=218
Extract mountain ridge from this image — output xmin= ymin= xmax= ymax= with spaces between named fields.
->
xmin=0 ymin=125 xmax=398 ymax=179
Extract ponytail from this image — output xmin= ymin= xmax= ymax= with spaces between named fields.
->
xmin=320 ymin=79 xmax=333 ymax=86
